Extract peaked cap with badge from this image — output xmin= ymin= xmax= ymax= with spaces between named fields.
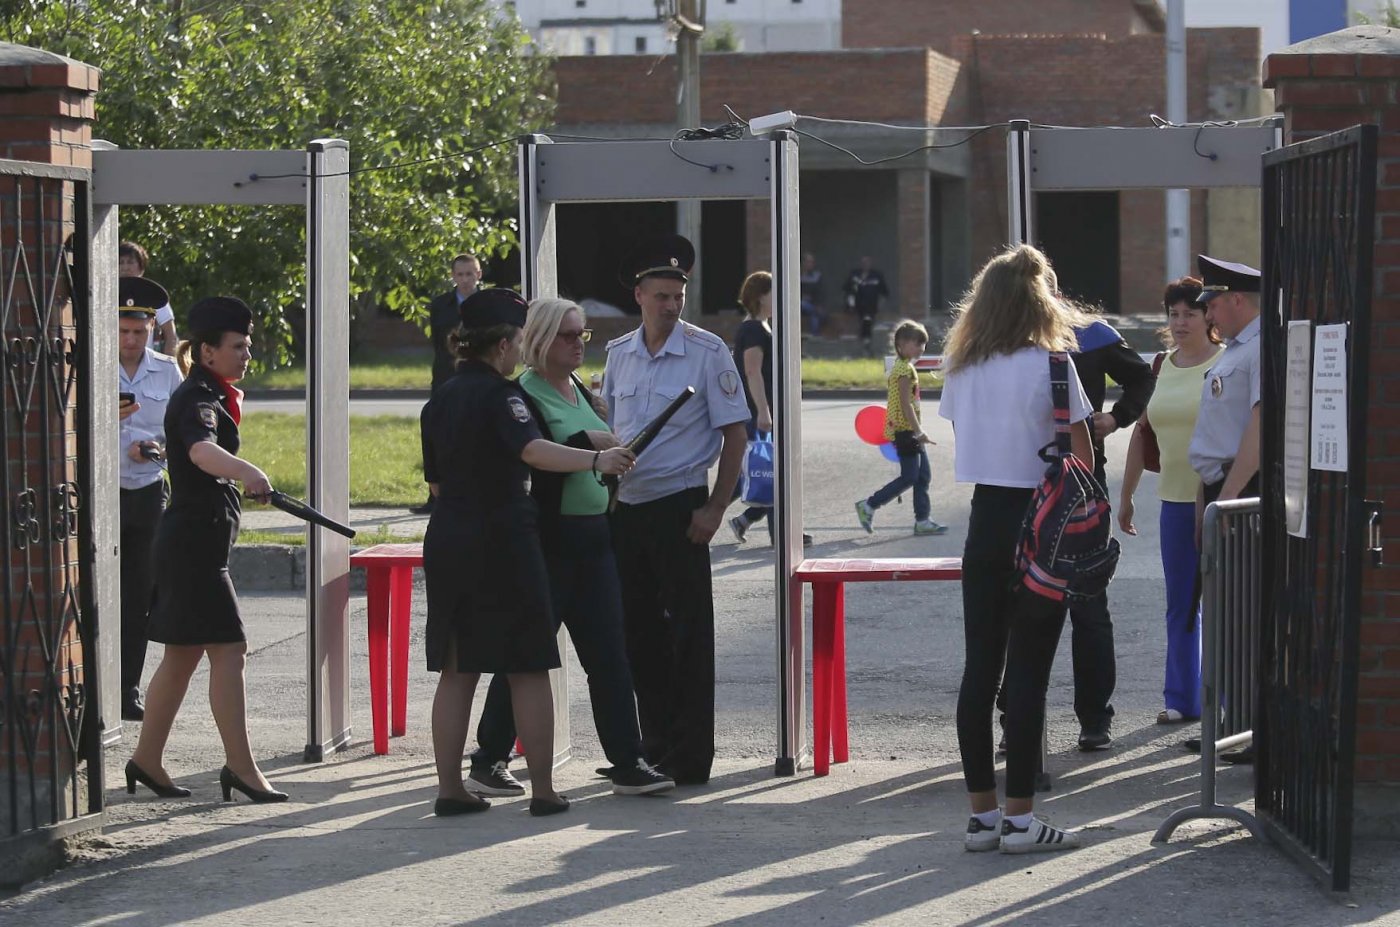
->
xmin=119 ymin=276 xmax=170 ymax=320
xmin=620 ymin=234 xmax=695 ymax=287
xmin=188 ymin=296 xmax=254 ymax=335
xmin=1195 ymin=254 xmax=1261 ymax=304
xmin=459 ymin=287 xmax=528 ymax=329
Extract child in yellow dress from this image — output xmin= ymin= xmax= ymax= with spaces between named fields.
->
xmin=855 ymin=320 xmax=948 ymax=536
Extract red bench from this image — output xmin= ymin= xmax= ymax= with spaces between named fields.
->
xmin=349 ymin=543 xmax=423 ymax=755
xmin=794 ymin=557 xmax=964 ymax=777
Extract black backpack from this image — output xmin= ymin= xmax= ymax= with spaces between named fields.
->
xmin=1014 ymin=352 xmax=1121 ymax=604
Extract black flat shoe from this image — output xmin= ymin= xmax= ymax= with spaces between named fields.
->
xmin=528 ymin=795 xmax=570 ymax=817
xmin=220 ymin=765 xmax=288 ymax=803
xmin=125 ymin=759 xmax=191 ymax=798
xmin=434 ymin=795 xmax=491 ymax=816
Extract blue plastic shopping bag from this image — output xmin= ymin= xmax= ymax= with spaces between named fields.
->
xmin=741 ymin=433 xmax=774 ymax=507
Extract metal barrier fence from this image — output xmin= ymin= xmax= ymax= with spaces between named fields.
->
xmin=1154 ymin=498 xmax=1264 ymax=843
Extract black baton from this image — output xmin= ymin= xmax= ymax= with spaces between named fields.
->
xmin=266 ymin=490 xmax=357 ymax=540
xmin=606 ymin=386 xmax=696 ymax=511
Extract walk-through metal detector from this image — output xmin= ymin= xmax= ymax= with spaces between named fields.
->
xmin=1006 ymin=117 xmax=1281 ymax=787
xmin=90 ymin=141 xmax=352 ymax=762
xmin=516 ymin=133 xmax=809 ymax=773
xmin=1005 ymin=118 xmax=1283 ymax=244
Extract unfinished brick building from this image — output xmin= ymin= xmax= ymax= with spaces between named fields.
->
xmin=546 ymin=0 xmax=1266 ymax=324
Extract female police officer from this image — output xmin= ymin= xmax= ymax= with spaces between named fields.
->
xmin=421 ymin=288 xmax=636 ymax=817
xmin=126 ymin=296 xmax=288 ymax=804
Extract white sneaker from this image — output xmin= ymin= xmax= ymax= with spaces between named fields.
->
xmin=999 ymin=816 xmax=1081 ymax=854
xmin=964 ymin=815 xmax=1002 ymax=852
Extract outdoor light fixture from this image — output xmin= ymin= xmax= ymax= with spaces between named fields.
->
xmin=748 ymin=110 xmax=798 ymax=136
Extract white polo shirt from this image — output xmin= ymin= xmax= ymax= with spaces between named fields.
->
xmin=939 ymin=347 xmax=1092 ymax=488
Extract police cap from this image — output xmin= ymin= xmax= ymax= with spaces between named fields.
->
xmin=187 ymin=296 xmax=254 ymax=336
xmin=118 ymin=276 xmax=169 ymax=320
xmin=620 ymin=234 xmax=695 ymax=286
xmin=1195 ymin=254 xmax=1261 ymax=304
xmin=459 ymin=287 xmax=527 ymax=329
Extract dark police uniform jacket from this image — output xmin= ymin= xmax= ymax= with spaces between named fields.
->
xmin=419 ymin=359 xmax=560 ymax=674
xmin=147 ymin=364 xmax=246 ymax=644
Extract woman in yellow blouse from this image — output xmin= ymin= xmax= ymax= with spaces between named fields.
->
xmin=1119 ymin=277 xmax=1224 ymax=723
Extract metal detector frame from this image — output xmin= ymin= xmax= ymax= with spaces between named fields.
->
xmin=1006 ymin=117 xmax=1282 ymax=788
xmin=517 ymin=133 xmax=809 ymax=774
xmin=91 ymin=141 xmax=352 ymax=762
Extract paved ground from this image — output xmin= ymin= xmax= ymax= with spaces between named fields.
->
xmin=5 ymin=401 xmax=1399 ymax=924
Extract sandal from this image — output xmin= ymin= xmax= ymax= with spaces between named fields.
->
xmin=1157 ymin=709 xmax=1197 ymax=724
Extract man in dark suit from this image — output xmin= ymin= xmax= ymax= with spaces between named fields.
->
xmin=410 ymin=252 xmax=481 ymax=515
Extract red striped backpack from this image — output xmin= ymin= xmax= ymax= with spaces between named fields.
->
xmin=1015 ymin=352 xmax=1121 ymax=604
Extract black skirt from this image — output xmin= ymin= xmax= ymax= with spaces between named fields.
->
xmin=423 ymin=496 xmax=560 ymax=674
xmin=146 ymin=503 xmax=244 ymax=645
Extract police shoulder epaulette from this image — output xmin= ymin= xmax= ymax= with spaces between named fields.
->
xmin=150 ymin=351 xmax=178 ymax=368
xmin=605 ymin=330 xmax=635 ymax=351
xmin=681 ymin=322 xmax=722 ymax=351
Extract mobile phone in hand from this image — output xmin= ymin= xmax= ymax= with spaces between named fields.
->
xmin=119 ymin=391 xmax=136 ymax=405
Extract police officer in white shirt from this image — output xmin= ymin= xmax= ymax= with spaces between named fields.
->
xmin=601 ymin=235 xmax=750 ymax=785
xmin=117 ymin=276 xmax=184 ymax=720
xmin=1188 ymin=255 xmax=1262 ymax=516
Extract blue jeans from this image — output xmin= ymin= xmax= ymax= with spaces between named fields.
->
xmin=1160 ymin=500 xmax=1202 ymax=717
xmin=866 ymin=438 xmax=931 ymax=522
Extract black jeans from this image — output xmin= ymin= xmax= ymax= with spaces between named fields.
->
xmin=956 ymin=484 xmax=1069 ymax=799
xmin=120 ymin=480 xmax=166 ymax=690
xmin=611 ymin=487 xmax=716 ymax=779
xmin=471 ymin=515 xmax=645 ymax=769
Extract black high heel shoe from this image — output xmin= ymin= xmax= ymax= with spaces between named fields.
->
xmin=125 ymin=759 xmax=191 ymax=798
xmin=219 ymin=765 xmax=288 ymax=804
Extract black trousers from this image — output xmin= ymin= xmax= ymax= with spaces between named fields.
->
xmin=1067 ymin=590 xmax=1115 ymax=729
xmin=611 ymin=487 xmax=716 ymax=779
xmin=957 ymin=484 xmax=1069 ymax=799
xmin=120 ymin=480 xmax=166 ymax=690
xmin=471 ymin=515 xmax=645 ymax=768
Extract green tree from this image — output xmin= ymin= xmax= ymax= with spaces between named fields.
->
xmin=1357 ymin=2 xmax=1400 ymax=26
xmin=3 ymin=0 xmax=554 ymax=364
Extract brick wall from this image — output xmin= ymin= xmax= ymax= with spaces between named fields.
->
xmin=842 ymin=0 xmax=1161 ymax=53
xmin=555 ymin=48 xmax=961 ymax=126
xmin=952 ymin=27 xmax=1261 ymax=312
xmin=0 ymin=44 xmax=98 ymax=833
xmin=1265 ymin=34 xmax=1400 ymax=796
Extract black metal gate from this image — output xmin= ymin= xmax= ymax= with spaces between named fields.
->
xmin=0 ymin=158 xmax=102 ymax=854
xmin=1258 ymin=125 xmax=1378 ymax=892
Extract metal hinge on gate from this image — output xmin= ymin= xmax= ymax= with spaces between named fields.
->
xmin=1365 ymin=500 xmax=1384 ymax=568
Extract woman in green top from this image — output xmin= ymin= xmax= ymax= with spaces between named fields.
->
xmin=465 ymin=299 xmax=674 ymax=798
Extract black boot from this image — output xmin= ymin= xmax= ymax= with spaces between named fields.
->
xmin=121 ymin=686 xmax=145 ymax=722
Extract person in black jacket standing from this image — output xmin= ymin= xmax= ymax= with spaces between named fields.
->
xmin=1064 ymin=314 xmax=1156 ymax=750
xmin=411 ymin=252 xmax=482 ymax=515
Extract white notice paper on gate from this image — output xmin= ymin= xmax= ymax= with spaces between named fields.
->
xmin=1284 ymin=321 xmax=1311 ymax=538
xmin=1311 ymin=323 xmax=1349 ymax=473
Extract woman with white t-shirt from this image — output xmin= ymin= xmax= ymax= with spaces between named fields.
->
xmin=938 ymin=244 xmax=1095 ymax=854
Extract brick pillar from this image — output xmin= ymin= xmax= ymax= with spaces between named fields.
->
xmin=0 ymin=43 xmax=99 ymax=851
xmin=895 ymin=169 xmax=930 ymax=318
xmin=1264 ymin=25 xmax=1400 ymax=832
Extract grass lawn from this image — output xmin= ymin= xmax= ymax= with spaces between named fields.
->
xmin=239 ymin=527 xmax=425 ymax=547
xmin=243 ymin=353 xmax=928 ymax=392
xmin=239 ymin=412 xmax=423 ymax=507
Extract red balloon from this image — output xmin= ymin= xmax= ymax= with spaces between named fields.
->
xmin=854 ymin=405 xmax=888 ymax=445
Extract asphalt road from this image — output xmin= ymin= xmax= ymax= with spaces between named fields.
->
xmin=9 ymin=395 xmax=1400 ymax=923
